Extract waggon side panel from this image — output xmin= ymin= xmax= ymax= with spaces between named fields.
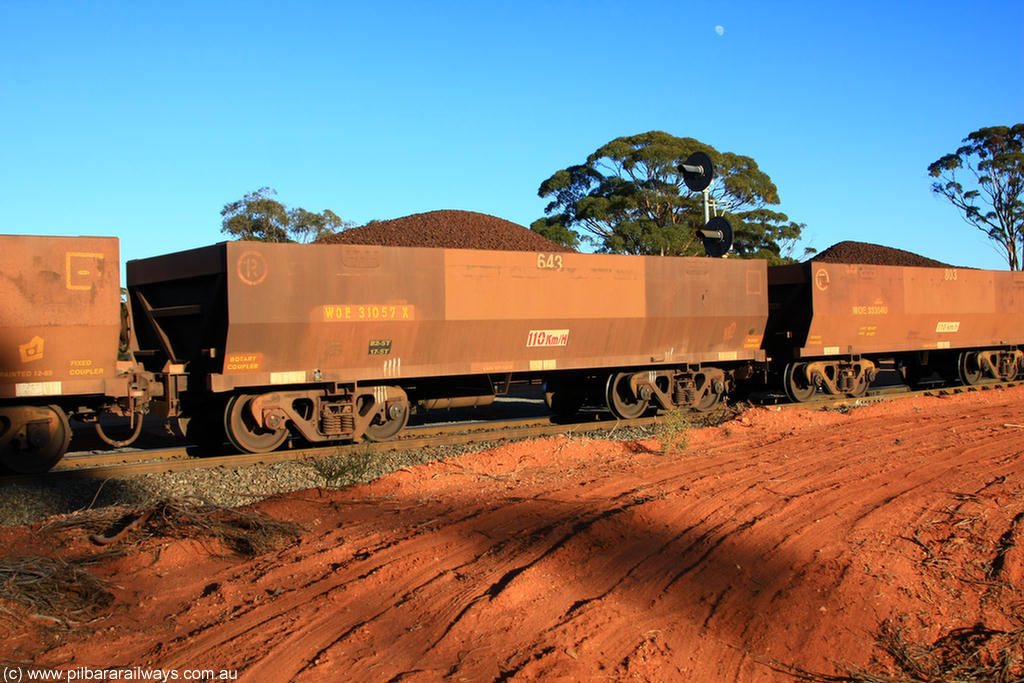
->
xmin=782 ymin=262 xmax=1024 ymax=358
xmin=644 ymin=257 xmax=767 ymax=363
xmin=209 ymin=243 xmax=768 ymax=391
xmin=0 ymin=235 xmax=120 ymax=400
xmin=996 ymin=271 xmax=1024 ymax=340
xmin=218 ymin=243 xmax=444 ymax=388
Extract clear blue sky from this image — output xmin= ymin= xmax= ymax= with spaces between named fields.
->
xmin=2 ymin=0 xmax=1021 ymax=269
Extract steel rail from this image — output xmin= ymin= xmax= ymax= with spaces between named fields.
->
xmin=3 ymin=379 xmax=1020 ymax=485
xmin=15 ymin=413 xmax=648 ymax=482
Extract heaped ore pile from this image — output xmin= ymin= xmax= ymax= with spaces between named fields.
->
xmin=810 ymin=240 xmax=952 ymax=268
xmin=318 ymin=210 xmax=575 ymax=252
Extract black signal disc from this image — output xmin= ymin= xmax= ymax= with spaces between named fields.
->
xmin=681 ymin=152 xmax=714 ymax=192
xmin=702 ymin=216 xmax=733 ymax=258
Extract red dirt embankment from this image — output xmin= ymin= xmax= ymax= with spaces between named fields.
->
xmin=3 ymin=387 xmax=1023 ymax=682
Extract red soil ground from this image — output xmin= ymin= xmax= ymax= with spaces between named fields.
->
xmin=3 ymin=387 xmax=1023 ymax=682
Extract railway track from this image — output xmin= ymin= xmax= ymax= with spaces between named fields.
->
xmin=10 ymin=412 xmax=651 ymax=483
xmin=2 ymin=378 xmax=1020 ymax=485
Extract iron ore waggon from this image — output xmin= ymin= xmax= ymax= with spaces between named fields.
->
xmin=0 ymin=235 xmax=156 ymax=473
xmin=126 ymin=242 xmax=769 ymax=453
xmin=765 ymin=259 xmax=1024 ymax=400
xmin=4 ymin=232 xmax=1024 ymax=475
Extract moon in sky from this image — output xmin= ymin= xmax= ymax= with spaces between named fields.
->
xmin=715 ymin=25 xmax=724 ymax=36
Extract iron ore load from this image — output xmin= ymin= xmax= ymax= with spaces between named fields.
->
xmin=1 ymin=156 xmax=1022 ymax=472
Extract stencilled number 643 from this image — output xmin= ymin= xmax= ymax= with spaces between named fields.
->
xmin=537 ymin=253 xmax=563 ymax=270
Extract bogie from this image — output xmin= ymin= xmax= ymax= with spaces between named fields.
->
xmin=0 ymin=405 xmax=71 ymax=474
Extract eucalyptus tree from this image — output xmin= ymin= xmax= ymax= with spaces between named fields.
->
xmin=928 ymin=124 xmax=1024 ymax=270
xmin=531 ymin=131 xmax=806 ymax=261
xmin=221 ymin=187 xmax=350 ymax=243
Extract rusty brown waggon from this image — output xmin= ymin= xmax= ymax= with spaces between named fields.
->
xmin=8 ymin=235 xmax=1024 ymax=473
xmin=0 ymin=235 xmax=148 ymax=472
xmin=766 ymin=261 xmax=1024 ymax=401
xmin=127 ymin=242 xmax=769 ymax=452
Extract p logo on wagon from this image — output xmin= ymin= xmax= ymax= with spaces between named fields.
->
xmin=237 ymin=251 xmax=268 ymax=286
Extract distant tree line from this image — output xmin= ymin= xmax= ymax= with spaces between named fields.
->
xmin=222 ymin=123 xmax=1024 ymax=271
xmin=220 ymin=187 xmax=352 ymax=243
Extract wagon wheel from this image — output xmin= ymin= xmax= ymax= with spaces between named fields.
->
xmin=693 ymin=376 xmax=723 ymax=412
xmin=694 ymin=389 xmax=722 ymax=412
xmin=363 ymin=400 xmax=409 ymax=441
xmin=0 ymin=405 xmax=71 ymax=473
xmin=847 ymin=373 xmax=871 ymax=398
xmin=957 ymin=352 xmax=984 ymax=386
xmin=846 ymin=365 xmax=872 ymax=397
xmin=224 ymin=394 xmax=288 ymax=453
xmin=783 ymin=363 xmax=817 ymax=402
xmin=605 ymin=372 xmax=649 ymax=419
xmin=997 ymin=354 xmax=1019 ymax=382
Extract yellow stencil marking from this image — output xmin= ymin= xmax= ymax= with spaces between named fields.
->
xmin=19 ymin=336 xmax=44 ymax=363
xmin=66 ymin=252 xmax=104 ymax=291
xmin=323 ymin=304 xmax=414 ymax=321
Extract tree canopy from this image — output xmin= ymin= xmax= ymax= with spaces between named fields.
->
xmin=530 ymin=131 xmax=807 ymax=261
xmin=221 ymin=187 xmax=351 ymax=242
xmin=928 ymin=124 xmax=1024 ymax=270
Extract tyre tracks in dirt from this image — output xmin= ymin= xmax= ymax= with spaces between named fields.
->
xmin=7 ymin=386 xmax=1024 ymax=682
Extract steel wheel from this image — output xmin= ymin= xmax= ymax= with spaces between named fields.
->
xmin=847 ymin=373 xmax=871 ymax=397
xmin=997 ymin=354 xmax=1019 ymax=381
xmin=224 ymin=394 xmax=288 ymax=453
xmin=783 ymin=363 xmax=817 ymax=402
xmin=958 ymin=352 xmax=984 ymax=386
xmin=693 ymin=376 xmax=723 ymax=412
xmin=363 ymin=401 xmax=409 ymax=441
xmin=0 ymin=405 xmax=71 ymax=473
xmin=605 ymin=372 xmax=649 ymax=419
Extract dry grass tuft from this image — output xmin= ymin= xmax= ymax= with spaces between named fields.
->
xmin=773 ymin=618 xmax=1024 ymax=683
xmin=309 ymin=444 xmax=380 ymax=487
xmin=850 ymin=618 xmax=1024 ymax=683
xmin=51 ymin=497 xmax=305 ymax=558
xmin=0 ymin=554 xmax=113 ymax=625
